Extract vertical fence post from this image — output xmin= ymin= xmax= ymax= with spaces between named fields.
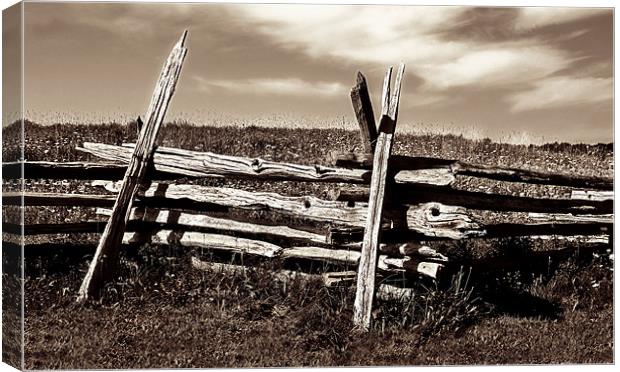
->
xmin=353 ymin=63 xmax=405 ymax=331
xmin=351 ymin=72 xmax=377 ymax=153
xmin=77 ymin=31 xmax=189 ymax=303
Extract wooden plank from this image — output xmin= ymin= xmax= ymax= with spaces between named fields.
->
xmin=405 ymin=202 xmax=481 ymax=239
xmin=126 ymin=229 xmax=283 ymax=257
xmin=571 ymin=190 xmax=614 ymax=201
xmin=333 ymin=185 xmax=613 ymax=215
xmin=97 ymin=181 xmax=480 ymax=236
xmin=96 ymin=181 xmax=369 ymax=226
xmin=19 ymin=189 xmax=607 ymax=241
xmin=354 ymin=241 xmax=448 ymax=261
xmin=190 ymin=256 xmax=313 ymax=281
xmin=280 ymin=246 xmax=361 ymax=265
xmin=531 ymin=235 xmax=610 ymax=244
xmin=9 ymin=187 xmax=481 ymax=239
xmin=322 ymin=271 xmax=358 ymax=287
xmin=329 ymin=219 xmax=611 ymax=244
xmin=96 ymin=207 xmax=327 ymax=244
xmin=354 ymin=63 xmax=405 ymax=331
xmin=123 ymin=229 xmax=438 ymax=278
xmin=77 ymin=142 xmax=455 ymax=186
xmin=350 ymin=71 xmax=377 ymax=153
xmin=528 ymin=213 xmax=613 ymax=224
xmin=189 ymin=258 xmax=416 ymax=301
xmin=329 ymin=152 xmax=613 ymax=190
xmin=77 ymin=31 xmax=189 ymax=302
xmin=125 ymin=229 xmax=353 ymax=264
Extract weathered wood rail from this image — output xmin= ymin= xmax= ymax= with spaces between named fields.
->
xmin=330 ymin=152 xmax=614 ymax=190
xmin=6 ymin=183 xmax=611 ymax=238
xmin=3 ymin=44 xmax=613 ymax=331
xmin=77 ymin=30 xmax=189 ymax=302
xmin=75 ymin=142 xmax=455 ymax=186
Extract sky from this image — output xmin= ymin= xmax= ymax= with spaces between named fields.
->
xmin=9 ymin=1 xmax=615 ymax=143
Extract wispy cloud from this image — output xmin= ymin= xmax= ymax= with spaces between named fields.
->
xmin=508 ymin=76 xmax=612 ymax=112
xmin=235 ymin=5 xmax=588 ymax=93
xmin=22 ymin=2 xmax=613 ymax=143
xmin=236 ymin=5 xmax=468 ymax=67
xmin=420 ymin=44 xmax=573 ymax=90
xmin=194 ymin=76 xmax=346 ymax=98
xmin=514 ymin=8 xmax=608 ymax=30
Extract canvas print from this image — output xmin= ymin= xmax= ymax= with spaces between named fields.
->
xmin=1 ymin=1 xmax=614 ymax=369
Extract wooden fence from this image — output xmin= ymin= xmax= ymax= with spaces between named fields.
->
xmin=2 ymin=31 xmax=614 ymax=331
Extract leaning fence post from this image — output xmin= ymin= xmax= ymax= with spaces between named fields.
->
xmin=351 ymin=71 xmax=377 ymax=153
xmin=77 ymin=30 xmax=189 ymax=302
xmin=353 ymin=63 xmax=405 ymax=331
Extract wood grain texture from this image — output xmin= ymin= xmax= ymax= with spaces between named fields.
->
xmin=350 ymin=72 xmax=377 ymax=153
xmin=123 ymin=229 xmax=437 ymax=278
xmin=354 ymin=63 xmax=405 ymax=331
xmin=571 ymin=190 xmax=614 ymax=201
xmin=17 ymin=188 xmax=605 ymax=241
xmin=96 ymin=181 xmax=369 ymax=226
xmin=329 ymin=217 xmax=610 ymax=244
xmin=94 ymin=181 xmax=479 ymax=237
xmin=329 ymin=152 xmax=613 ymax=190
xmin=126 ymin=229 xmax=283 ymax=257
xmin=334 ymin=185 xmax=613 ymax=215
xmin=528 ymin=213 xmax=613 ymax=224
xmin=77 ymin=31 xmax=189 ymax=302
xmin=96 ymin=207 xmax=326 ymax=244
xmin=530 ymin=235 xmax=610 ymax=244
xmin=76 ymin=142 xmax=455 ymax=186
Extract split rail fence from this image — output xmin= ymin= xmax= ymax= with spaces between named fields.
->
xmin=2 ymin=31 xmax=614 ymax=331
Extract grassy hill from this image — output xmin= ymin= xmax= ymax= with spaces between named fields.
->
xmin=2 ymin=121 xmax=613 ymax=368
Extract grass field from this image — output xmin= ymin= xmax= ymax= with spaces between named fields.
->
xmin=2 ymin=120 xmax=614 ymax=368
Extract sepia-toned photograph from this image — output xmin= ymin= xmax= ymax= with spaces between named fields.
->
xmin=1 ymin=0 xmax=614 ymax=369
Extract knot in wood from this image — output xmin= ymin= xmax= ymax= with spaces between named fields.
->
xmin=250 ymin=158 xmax=262 ymax=172
xmin=314 ymin=164 xmax=330 ymax=175
xmin=167 ymin=230 xmax=184 ymax=244
xmin=423 ymin=203 xmax=443 ymax=218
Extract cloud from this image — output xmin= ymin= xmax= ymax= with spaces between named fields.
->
xmin=419 ymin=44 xmax=573 ymax=90
xmin=237 ymin=5 xmax=468 ymax=66
xmin=32 ymin=4 xmax=601 ymax=98
xmin=194 ymin=76 xmax=346 ymax=97
xmin=26 ymin=3 xmax=215 ymax=41
xmin=508 ymin=76 xmax=612 ymax=112
xmin=514 ymin=8 xmax=608 ymax=30
xmin=235 ymin=5 xmax=577 ymax=92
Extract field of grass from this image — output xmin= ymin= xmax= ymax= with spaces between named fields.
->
xmin=2 ymin=120 xmax=614 ymax=368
